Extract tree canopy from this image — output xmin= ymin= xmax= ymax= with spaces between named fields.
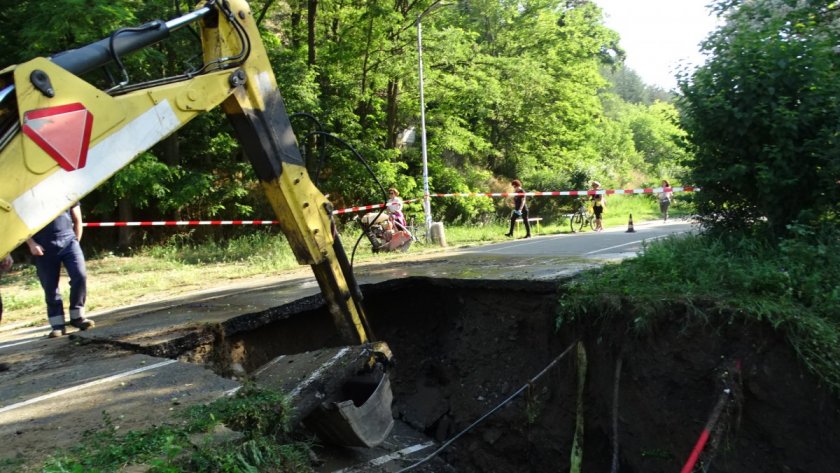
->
xmin=0 ymin=0 xmax=690 ymax=250
xmin=679 ymin=0 xmax=840 ymax=238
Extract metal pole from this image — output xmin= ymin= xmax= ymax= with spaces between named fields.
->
xmin=417 ymin=19 xmax=433 ymax=241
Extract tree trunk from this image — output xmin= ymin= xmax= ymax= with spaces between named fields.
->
xmin=307 ymin=0 xmax=317 ymax=66
xmin=117 ymin=197 xmax=133 ymax=253
xmin=160 ymin=133 xmax=182 ymax=220
xmin=385 ymin=79 xmax=400 ymax=148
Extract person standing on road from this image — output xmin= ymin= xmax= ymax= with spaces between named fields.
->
xmin=505 ymin=179 xmax=532 ymax=239
xmin=590 ymin=181 xmax=606 ymax=232
xmin=658 ymin=179 xmax=673 ymax=222
xmin=26 ymin=203 xmax=94 ymax=338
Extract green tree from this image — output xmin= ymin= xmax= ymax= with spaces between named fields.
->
xmin=679 ymin=0 xmax=840 ymax=237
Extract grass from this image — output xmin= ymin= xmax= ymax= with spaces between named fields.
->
xmin=556 ymin=223 xmax=840 ymax=392
xmin=41 ymin=385 xmax=312 ymax=473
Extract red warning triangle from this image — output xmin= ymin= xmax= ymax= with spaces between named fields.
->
xmin=23 ymin=103 xmax=94 ymax=172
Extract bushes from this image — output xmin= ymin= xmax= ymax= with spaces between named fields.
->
xmin=557 ymin=224 xmax=840 ymax=391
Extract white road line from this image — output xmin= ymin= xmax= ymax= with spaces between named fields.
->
xmin=480 ymin=237 xmax=545 ymax=253
xmin=252 ymin=354 xmax=286 ymax=377
xmin=0 ymin=338 xmax=39 ymax=350
xmin=331 ymin=441 xmax=436 ymax=473
xmin=290 ymin=347 xmax=350 ymax=399
xmin=0 ymin=359 xmax=177 ymax=414
xmin=583 ymin=233 xmax=678 ymax=255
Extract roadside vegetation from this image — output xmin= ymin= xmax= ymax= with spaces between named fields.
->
xmin=558 ymin=225 xmax=840 ymax=391
xmin=38 ymin=385 xmax=312 ymax=473
xmin=559 ymin=0 xmax=840 ymax=392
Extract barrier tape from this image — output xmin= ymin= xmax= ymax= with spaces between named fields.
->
xmin=84 ymin=220 xmax=280 ymax=227
xmin=82 ymin=187 xmax=696 ymax=227
xmin=429 ymin=186 xmax=697 ymax=198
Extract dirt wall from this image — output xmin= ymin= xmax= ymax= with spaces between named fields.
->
xmin=363 ymin=277 xmax=840 ymax=473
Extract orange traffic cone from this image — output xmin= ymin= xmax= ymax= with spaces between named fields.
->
xmin=626 ymin=214 xmax=636 ymax=233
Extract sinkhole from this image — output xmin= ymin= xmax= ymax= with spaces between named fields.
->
xmin=170 ymin=277 xmax=840 ymax=473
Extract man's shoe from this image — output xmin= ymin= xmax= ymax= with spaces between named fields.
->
xmin=0 ymin=362 xmax=9 ymax=372
xmin=504 ymin=233 xmax=513 ymax=237
xmin=69 ymin=318 xmax=95 ymax=331
xmin=523 ymin=235 xmax=531 ymax=239
xmin=48 ymin=328 xmax=66 ymax=338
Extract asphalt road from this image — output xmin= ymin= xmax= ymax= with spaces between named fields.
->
xmin=464 ymin=218 xmax=695 ymax=259
xmin=0 ymin=217 xmax=696 ymax=472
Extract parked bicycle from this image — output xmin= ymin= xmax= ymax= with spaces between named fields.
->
xmin=568 ymin=198 xmax=595 ymax=233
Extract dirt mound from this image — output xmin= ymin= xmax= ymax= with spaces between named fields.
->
xmin=364 ymin=277 xmax=840 ymax=473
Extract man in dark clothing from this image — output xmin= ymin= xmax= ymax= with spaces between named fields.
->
xmin=505 ymin=179 xmax=532 ymax=239
xmin=26 ymin=203 xmax=94 ymax=338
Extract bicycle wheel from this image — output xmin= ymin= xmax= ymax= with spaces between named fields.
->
xmin=569 ymin=210 xmax=583 ymax=233
xmin=577 ymin=211 xmax=591 ymax=233
xmin=587 ymin=213 xmax=596 ymax=231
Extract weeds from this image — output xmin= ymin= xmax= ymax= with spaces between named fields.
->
xmin=556 ymin=225 xmax=840 ymax=392
xmin=41 ymin=385 xmax=312 ymax=473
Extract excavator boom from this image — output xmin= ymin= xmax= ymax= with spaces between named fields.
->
xmin=0 ymin=0 xmax=371 ymax=345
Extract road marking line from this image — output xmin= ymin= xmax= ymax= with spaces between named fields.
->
xmin=252 ymin=354 xmax=286 ymax=377
xmin=0 ymin=338 xmax=39 ymax=350
xmin=331 ymin=441 xmax=436 ymax=473
xmin=480 ymin=237 xmax=544 ymax=253
xmin=0 ymin=359 xmax=177 ymax=414
xmin=583 ymin=233 xmax=678 ymax=255
xmin=290 ymin=347 xmax=350 ymax=399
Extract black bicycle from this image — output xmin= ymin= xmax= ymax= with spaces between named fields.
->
xmin=568 ymin=199 xmax=595 ymax=233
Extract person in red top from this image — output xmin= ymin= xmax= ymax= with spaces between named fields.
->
xmin=505 ymin=179 xmax=531 ymax=239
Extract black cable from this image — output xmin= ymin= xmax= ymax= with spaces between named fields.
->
xmin=396 ymin=341 xmax=578 ymax=472
xmin=107 ymin=22 xmax=164 ymax=91
xmin=289 ymin=112 xmax=324 ymax=185
xmin=108 ymin=1 xmax=251 ymax=96
xmin=256 ymin=0 xmax=277 ymax=26
xmin=301 ymin=130 xmax=389 ymax=266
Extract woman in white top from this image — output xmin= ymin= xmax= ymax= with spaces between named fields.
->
xmin=386 ymin=188 xmax=406 ymax=228
xmin=658 ymin=179 xmax=673 ymax=221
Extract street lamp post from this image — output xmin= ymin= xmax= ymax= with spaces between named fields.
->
xmin=416 ymin=15 xmax=433 ymax=241
xmin=416 ymin=2 xmax=452 ymax=242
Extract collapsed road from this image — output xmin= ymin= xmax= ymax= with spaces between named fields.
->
xmin=15 ymin=220 xmax=837 ymax=473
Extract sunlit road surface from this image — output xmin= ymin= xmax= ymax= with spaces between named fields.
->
xmin=461 ymin=218 xmax=697 ymax=260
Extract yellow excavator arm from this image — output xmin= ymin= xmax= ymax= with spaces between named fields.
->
xmin=0 ymin=0 xmax=371 ymax=345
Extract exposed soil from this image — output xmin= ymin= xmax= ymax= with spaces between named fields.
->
xmin=174 ymin=276 xmax=840 ymax=471
xmin=360 ymin=277 xmax=840 ymax=473
xmin=11 ymin=276 xmax=837 ymax=472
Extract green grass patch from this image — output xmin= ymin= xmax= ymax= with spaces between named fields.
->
xmin=556 ymin=225 xmax=840 ymax=391
xmin=42 ymin=385 xmax=312 ymax=473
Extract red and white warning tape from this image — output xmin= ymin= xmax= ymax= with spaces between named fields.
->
xmin=82 ymin=187 xmax=696 ymax=227
xmin=429 ymin=186 xmax=697 ymax=198
xmin=84 ymin=219 xmax=280 ymax=227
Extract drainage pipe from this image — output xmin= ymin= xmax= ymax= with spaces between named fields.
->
xmin=569 ymin=342 xmax=587 ymax=473
xmin=679 ymin=387 xmax=731 ymax=473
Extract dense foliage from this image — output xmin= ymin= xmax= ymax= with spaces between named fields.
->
xmin=679 ymin=0 xmax=840 ymax=238
xmin=0 ymin=0 xmax=688 ymax=251
xmin=557 ymin=228 xmax=840 ymax=392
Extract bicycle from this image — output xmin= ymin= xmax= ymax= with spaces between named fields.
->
xmin=568 ymin=198 xmax=595 ymax=233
